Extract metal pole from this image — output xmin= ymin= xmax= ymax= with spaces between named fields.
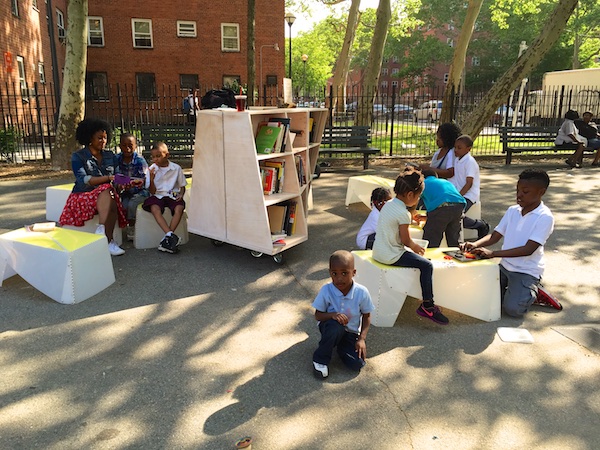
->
xmin=287 ymin=23 xmax=292 ymax=78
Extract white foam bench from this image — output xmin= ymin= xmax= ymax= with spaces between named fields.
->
xmin=0 ymin=227 xmax=115 ymax=304
xmin=45 ymin=183 xmax=123 ymax=245
xmin=352 ymin=249 xmax=501 ymax=326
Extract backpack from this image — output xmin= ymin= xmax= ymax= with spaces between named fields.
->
xmin=182 ymin=96 xmax=192 ymax=114
xmin=200 ymin=88 xmax=237 ymax=109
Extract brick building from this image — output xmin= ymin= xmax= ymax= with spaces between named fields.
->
xmin=1 ymin=0 xmax=66 ymax=96
xmin=85 ymin=0 xmax=285 ymax=105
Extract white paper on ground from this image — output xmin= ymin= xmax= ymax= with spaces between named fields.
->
xmin=497 ymin=327 xmax=534 ymax=344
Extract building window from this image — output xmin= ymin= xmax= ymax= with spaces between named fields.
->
xmin=16 ymin=56 xmax=27 ymax=98
xmin=32 ymin=0 xmax=38 ymax=9
xmin=472 ymin=56 xmax=480 ymax=67
xmin=381 ymin=68 xmax=388 ymax=75
xmin=11 ymin=0 xmax=19 ymax=17
xmin=443 ymin=73 xmax=449 ymax=84
xmin=447 ymin=38 xmax=454 ymax=48
xmin=391 ymin=80 xmax=398 ymax=87
xmin=88 ymin=17 xmax=104 ymax=46
xmin=221 ymin=23 xmax=240 ymax=52
xmin=392 ymin=68 xmax=399 ymax=75
xmin=132 ymin=19 xmax=153 ymax=48
xmin=392 ymin=56 xmax=399 ymax=63
xmin=381 ymin=80 xmax=388 ymax=90
xmin=177 ymin=21 xmax=197 ymax=38
xmin=223 ymin=75 xmax=241 ymax=89
xmin=86 ymin=72 xmax=109 ymax=100
xmin=180 ymin=74 xmax=199 ymax=90
xmin=448 ymin=21 xmax=455 ymax=31
xmin=136 ymin=73 xmax=156 ymax=100
xmin=57 ymin=9 xmax=65 ymax=41
xmin=38 ymin=62 xmax=46 ymax=84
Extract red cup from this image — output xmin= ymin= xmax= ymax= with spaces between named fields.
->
xmin=235 ymin=95 xmax=247 ymax=112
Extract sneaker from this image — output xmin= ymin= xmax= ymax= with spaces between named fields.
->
xmin=170 ymin=233 xmax=181 ymax=248
xmin=313 ymin=361 xmax=329 ymax=379
xmin=108 ymin=240 xmax=125 ymax=256
xmin=477 ymin=220 xmax=490 ymax=240
xmin=416 ymin=304 xmax=449 ymax=325
xmin=158 ymin=236 xmax=176 ymax=253
xmin=95 ymin=224 xmax=106 ymax=235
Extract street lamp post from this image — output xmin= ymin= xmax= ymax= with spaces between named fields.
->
xmin=259 ymin=43 xmax=280 ymax=102
xmin=301 ymin=54 xmax=308 ymax=100
xmin=284 ymin=13 xmax=296 ymax=78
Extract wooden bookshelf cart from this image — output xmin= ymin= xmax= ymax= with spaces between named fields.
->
xmin=187 ymin=107 xmax=327 ymax=263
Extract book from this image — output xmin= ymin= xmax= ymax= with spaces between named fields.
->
xmin=255 ymin=124 xmax=282 ymax=154
xmin=286 ymin=202 xmax=297 ymax=235
xmin=268 ymin=117 xmax=291 ymax=152
xmin=261 ymin=166 xmax=277 ymax=194
xmin=267 ymin=205 xmax=287 ymax=234
xmin=272 ymin=239 xmax=286 ymax=247
xmin=263 ymin=160 xmax=285 ymax=193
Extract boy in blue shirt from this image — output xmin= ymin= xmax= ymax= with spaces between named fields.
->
xmin=420 ymin=169 xmax=466 ymax=247
xmin=462 ymin=169 xmax=554 ymax=317
xmin=312 ymin=250 xmax=375 ymax=379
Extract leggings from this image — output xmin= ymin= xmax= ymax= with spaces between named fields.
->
xmin=392 ymin=251 xmax=434 ymax=301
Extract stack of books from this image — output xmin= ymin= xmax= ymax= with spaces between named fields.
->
xmin=259 ymin=159 xmax=285 ymax=195
xmin=267 ymin=200 xmax=297 ymax=239
xmin=255 ymin=117 xmax=291 ymax=154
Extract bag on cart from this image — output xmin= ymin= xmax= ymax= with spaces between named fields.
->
xmin=200 ymin=89 xmax=236 ymax=109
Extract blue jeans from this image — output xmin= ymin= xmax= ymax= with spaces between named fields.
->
xmin=392 ymin=251 xmax=434 ymax=301
xmin=313 ymin=320 xmax=365 ymax=371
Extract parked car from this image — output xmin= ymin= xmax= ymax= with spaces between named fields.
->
xmin=490 ymin=105 xmax=514 ymax=125
xmin=392 ymin=104 xmax=414 ymax=119
xmin=413 ymin=100 xmax=443 ymax=122
xmin=373 ymin=104 xmax=389 ymax=118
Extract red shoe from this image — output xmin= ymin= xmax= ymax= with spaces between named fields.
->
xmin=533 ymin=285 xmax=563 ymax=311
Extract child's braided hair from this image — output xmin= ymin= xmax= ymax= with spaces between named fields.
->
xmin=394 ymin=166 xmax=424 ymax=196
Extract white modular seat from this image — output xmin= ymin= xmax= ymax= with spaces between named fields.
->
xmin=134 ymin=205 xmax=189 ymax=250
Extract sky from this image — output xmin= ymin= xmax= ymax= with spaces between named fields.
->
xmin=288 ymin=0 xmax=381 ymax=37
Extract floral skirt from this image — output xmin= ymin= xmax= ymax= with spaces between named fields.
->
xmin=59 ymin=183 xmax=128 ymax=228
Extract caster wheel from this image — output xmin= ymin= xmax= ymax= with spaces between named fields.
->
xmin=273 ymin=253 xmax=284 ymax=264
xmin=250 ymin=250 xmax=263 ymax=258
xmin=211 ymin=240 xmax=224 ymax=247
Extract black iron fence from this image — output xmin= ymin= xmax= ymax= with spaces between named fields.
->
xmin=3 ymin=81 xmax=597 ymax=163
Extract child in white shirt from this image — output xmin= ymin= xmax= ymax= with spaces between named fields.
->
xmin=356 ymin=187 xmax=392 ymax=250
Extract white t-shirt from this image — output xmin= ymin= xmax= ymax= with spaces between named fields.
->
xmin=146 ymin=161 xmax=187 ymax=199
xmin=555 ymin=118 xmax=587 ymax=146
xmin=372 ymin=197 xmax=411 ymax=265
xmin=450 ymin=152 xmax=480 ymax=203
xmin=430 ymin=148 xmax=455 ymax=170
xmin=495 ymin=202 xmax=554 ymax=279
xmin=356 ymin=207 xmax=380 ymax=249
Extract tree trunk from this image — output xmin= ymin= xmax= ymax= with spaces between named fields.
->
xmin=247 ymin=0 xmax=256 ymax=106
xmin=461 ymin=0 xmax=580 ymax=138
xmin=357 ymin=0 xmax=391 ymax=126
xmin=440 ymin=0 xmax=484 ymax=124
xmin=330 ymin=0 xmax=361 ymax=112
xmin=52 ymin=0 xmax=88 ymax=170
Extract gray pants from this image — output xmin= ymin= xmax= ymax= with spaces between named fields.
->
xmin=500 ymin=264 xmax=539 ymax=317
xmin=423 ymin=204 xmax=464 ymax=248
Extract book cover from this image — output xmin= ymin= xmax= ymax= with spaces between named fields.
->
xmin=268 ymin=117 xmax=291 ymax=152
xmin=255 ymin=125 xmax=282 ymax=154
xmin=267 ymin=205 xmax=287 ymax=234
xmin=263 ymin=160 xmax=285 ymax=193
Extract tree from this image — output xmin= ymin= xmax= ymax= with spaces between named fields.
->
xmin=356 ymin=0 xmax=392 ymax=126
xmin=460 ymin=0 xmax=581 ymax=138
xmin=440 ymin=0 xmax=484 ymax=124
xmin=53 ymin=0 xmax=88 ymax=170
xmin=329 ymin=0 xmax=361 ymax=112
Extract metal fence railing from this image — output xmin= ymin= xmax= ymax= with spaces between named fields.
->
xmin=3 ymin=81 xmax=596 ymax=163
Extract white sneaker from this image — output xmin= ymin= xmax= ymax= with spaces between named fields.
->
xmin=108 ymin=240 xmax=125 ymax=256
xmin=313 ymin=361 xmax=328 ymax=378
xmin=95 ymin=224 xmax=106 ymax=235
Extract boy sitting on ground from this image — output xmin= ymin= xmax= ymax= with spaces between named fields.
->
xmin=461 ymin=169 xmax=554 ymax=317
xmin=312 ymin=250 xmax=374 ymax=379
xmin=142 ymin=142 xmax=187 ymax=254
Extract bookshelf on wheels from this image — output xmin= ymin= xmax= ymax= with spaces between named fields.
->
xmin=187 ymin=107 xmax=327 ymax=263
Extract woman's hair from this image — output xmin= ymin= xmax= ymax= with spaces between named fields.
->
xmin=370 ymin=187 xmax=391 ymax=205
xmin=437 ymin=122 xmax=462 ymax=149
xmin=394 ymin=166 xmax=424 ymax=196
xmin=565 ymin=110 xmax=579 ymax=120
xmin=75 ymin=118 xmax=112 ymax=146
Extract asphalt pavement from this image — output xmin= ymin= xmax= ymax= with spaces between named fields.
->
xmin=1 ymin=160 xmax=599 ymax=449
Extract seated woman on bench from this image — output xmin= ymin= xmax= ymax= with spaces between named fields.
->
xmin=59 ymin=118 xmax=128 ymax=256
xmin=557 ymin=110 xmax=588 ymax=168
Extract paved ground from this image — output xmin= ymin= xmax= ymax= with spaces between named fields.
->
xmin=1 ymin=160 xmax=599 ymax=449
